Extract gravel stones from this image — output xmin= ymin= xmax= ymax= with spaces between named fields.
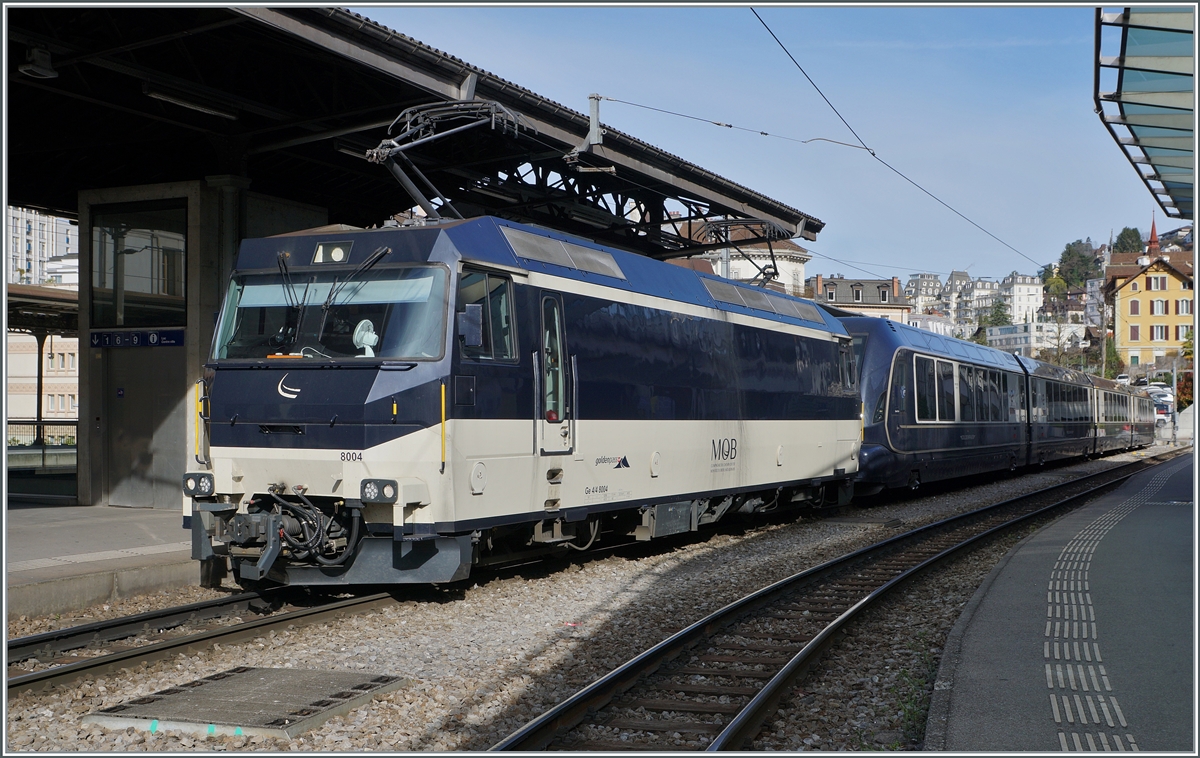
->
xmin=5 ymin=448 xmax=1170 ymax=751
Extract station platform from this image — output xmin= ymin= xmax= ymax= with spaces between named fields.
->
xmin=927 ymin=452 xmax=1194 ymax=752
xmin=5 ymin=502 xmax=196 ymax=620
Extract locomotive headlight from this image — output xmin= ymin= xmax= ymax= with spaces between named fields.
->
xmin=182 ymin=473 xmax=215 ymax=497
xmin=361 ymin=478 xmax=398 ymax=504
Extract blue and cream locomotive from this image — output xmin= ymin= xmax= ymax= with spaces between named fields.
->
xmin=185 ymin=217 xmax=862 ymax=586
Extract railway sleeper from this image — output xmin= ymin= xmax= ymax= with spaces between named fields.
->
xmin=696 ymin=654 xmax=791 ymax=665
xmin=648 ymin=682 xmax=761 ymax=696
xmin=619 ymin=699 xmax=745 ymax=714
xmin=671 ymin=666 xmax=777 ymax=678
xmin=710 ymin=642 xmax=804 ymax=653
xmin=600 ymin=718 xmax=725 ymax=734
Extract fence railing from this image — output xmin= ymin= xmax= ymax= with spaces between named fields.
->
xmin=7 ymin=420 xmax=79 ymax=473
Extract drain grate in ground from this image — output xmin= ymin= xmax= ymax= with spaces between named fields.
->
xmin=82 ymin=667 xmax=408 ymax=739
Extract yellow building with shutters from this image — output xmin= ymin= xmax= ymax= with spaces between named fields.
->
xmin=1111 ymin=256 xmax=1194 ymax=371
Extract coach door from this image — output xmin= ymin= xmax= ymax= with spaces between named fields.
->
xmin=537 ymin=294 xmax=573 ymax=457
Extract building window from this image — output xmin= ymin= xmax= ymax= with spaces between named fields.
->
xmin=1129 ymin=299 xmax=1140 ymax=316
xmin=46 ymin=394 xmax=55 ymax=411
xmin=1131 ymin=281 xmax=1139 ymax=291
xmin=69 ymin=352 xmax=76 ymax=369
xmin=1177 ymin=325 xmax=1191 ymax=341
xmin=1151 ymin=299 xmax=1166 ymax=315
xmin=57 ymin=394 xmax=65 ymax=412
xmin=38 ymin=222 xmax=45 ymax=239
xmin=880 ymin=289 xmax=889 ymax=303
xmin=1130 ymin=354 xmax=1139 ymax=366
xmin=70 ymin=394 xmax=77 ymax=411
xmin=57 ymin=352 xmax=65 ymax=369
xmin=1183 ymin=281 xmax=1193 ymax=290
xmin=1147 ymin=275 xmax=1167 ymax=291
xmin=1130 ymin=325 xmax=1140 ymax=341
xmin=46 ymin=353 xmax=54 ymax=370
xmin=853 ymin=288 xmax=862 ymax=302
xmin=826 ymin=287 xmax=835 ymax=301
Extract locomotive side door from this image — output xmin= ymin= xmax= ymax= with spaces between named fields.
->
xmin=537 ymin=294 xmax=573 ymax=456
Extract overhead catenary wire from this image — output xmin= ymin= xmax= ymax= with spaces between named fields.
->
xmin=750 ymin=7 xmax=1047 ymax=271
xmin=598 ymin=96 xmax=869 ymax=151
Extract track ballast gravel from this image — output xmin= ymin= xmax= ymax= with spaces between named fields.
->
xmin=5 ymin=448 xmax=1170 ymax=751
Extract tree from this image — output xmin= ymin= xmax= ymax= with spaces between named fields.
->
xmin=1178 ymin=329 xmax=1193 ymax=410
xmin=1113 ymin=226 xmax=1143 ymax=254
xmin=1104 ymin=333 xmax=1124 ymax=379
xmin=986 ymin=300 xmax=1012 ymax=327
xmin=1057 ymin=239 xmax=1101 ymax=289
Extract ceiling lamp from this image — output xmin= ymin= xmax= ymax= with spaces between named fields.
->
xmin=19 ymin=48 xmax=58 ymax=79
xmin=143 ymin=84 xmax=237 ymax=120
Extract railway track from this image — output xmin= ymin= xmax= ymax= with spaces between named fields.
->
xmin=492 ymin=453 xmax=1180 ymax=751
xmin=5 ymin=451 xmax=1177 ymax=709
xmin=6 ymin=590 xmax=397 ymax=695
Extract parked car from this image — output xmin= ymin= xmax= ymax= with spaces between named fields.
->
xmin=1150 ymin=391 xmax=1175 ymax=406
xmin=1149 ymin=381 xmax=1171 ymax=391
xmin=1116 ymin=374 xmax=1131 ymax=385
xmin=1155 ymin=402 xmax=1171 ymax=427
xmin=1133 ymin=377 xmax=1149 ymax=387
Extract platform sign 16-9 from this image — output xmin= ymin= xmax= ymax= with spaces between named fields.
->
xmin=89 ymin=330 xmax=185 ymax=348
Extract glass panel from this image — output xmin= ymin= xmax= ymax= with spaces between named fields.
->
xmin=915 ymin=356 xmax=936 ymax=421
xmin=975 ymin=368 xmax=987 ymax=421
xmin=91 ymin=201 xmax=187 ymax=328
xmin=542 ymin=298 xmax=566 ymax=422
xmin=959 ymin=365 xmax=975 ymax=422
xmin=488 ymin=275 xmax=515 ymax=359
xmin=458 ymin=271 xmax=490 ymax=360
xmin=213 ymin=266 xmax=447 ymax=360
xmin=937 ymin=361 xmax=956 ymax=422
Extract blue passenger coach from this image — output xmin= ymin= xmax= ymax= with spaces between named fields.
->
xmin=841 ymin=316 xmax=1155 ymax=495
xmin=186 ymin=217 xmax=861 ymax=586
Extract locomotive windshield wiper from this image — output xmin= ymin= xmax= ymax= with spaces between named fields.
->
xmin=318 ymin=246 xmax=391 ymax=337
xmin=269 ymin=252 xmax=313 ymax=351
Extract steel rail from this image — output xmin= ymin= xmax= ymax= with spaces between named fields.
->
xmin=7 ymin=590 xmax=283 ymax=665
xmin=492 ymin=452 xmax=1182 ymax=751
xmin=7 ymin=592 xmax=395 ymax=695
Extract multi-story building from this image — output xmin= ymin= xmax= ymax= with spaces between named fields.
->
xmin=999 ymin=271 xmax=1042 ymax=324
xmin=985 ymin=321 xmax=1087 ymax=358
xmin=8 ymin=206 xmax=77 ymax=286
xmin=7 ymin=206 xmax=81 ymax=423
xmin=907 ymin=311 xmax=956 ymax=337
xmin=904 ymin=273 xmax=942 ymax=314
xmin=1085 ymin=278 xmax=1106 ymax=327
xmin=704 ymin=240 xmax=812 ymax=297
xmin=1107 ymin=221 xmax=1195 ymax=372
xmin=805 ymin=273 xmax=911 ymax=322
xmin=7 ymin=325 xmax=81 ymax=420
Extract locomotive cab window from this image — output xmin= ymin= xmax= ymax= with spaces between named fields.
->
xmin=212 ymin=264 xmax=448 ymax=361
xmin=457 ymin=270 xmax=516 ymax=361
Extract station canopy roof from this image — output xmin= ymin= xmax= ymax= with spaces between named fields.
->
xmin=1095 ymin=7 xmax=1194 ymax=221
xmin=7 ymin=7 xmax=824 ymax=259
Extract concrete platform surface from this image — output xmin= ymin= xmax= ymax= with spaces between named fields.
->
xmin=928 ymin=453 xmax=1194 ymax=752
xmin=6 ymin=503 xmax=196 ymax=619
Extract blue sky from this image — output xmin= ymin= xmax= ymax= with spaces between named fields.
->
xmin=350 ymin=6 xmax=1166 ymax=282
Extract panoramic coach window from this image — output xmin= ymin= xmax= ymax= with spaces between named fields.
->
xmin=959 ymin=365 xmax=975 ymax=422
xmin=458 ymin=270 xmax=516 ymax=360
xmin=91 ymin=200 xmax=187 ymax=328
xmin=937 ymin=360 xmax=955 ymax=421
xmin=915 ymin=356 xmax=937 ymax=421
